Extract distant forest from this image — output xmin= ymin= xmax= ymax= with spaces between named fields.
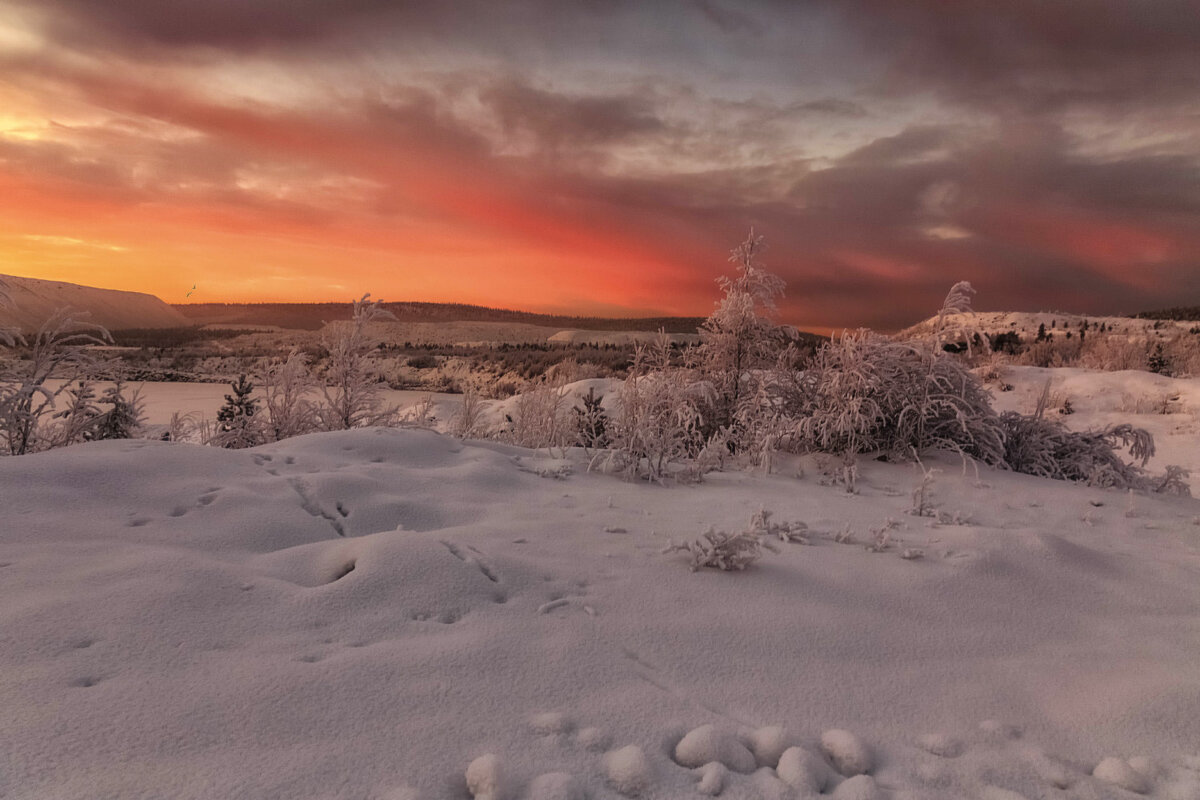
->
xmin=173 ymin=301 xmax=707 ymax=333
xmin=1134 ymin=306 xmax=1200 ymax=322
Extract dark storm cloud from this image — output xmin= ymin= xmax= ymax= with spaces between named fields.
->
xmin=693 ymin=0 xmax=765 ymax=36
xmin=833 ymin=0 xmax=1200 ymax=111
xmin=794 ymin=98 xmax=869 ymax=117
xmin=7 ymin=0 xmax=1200 ymax=325
xmin=18 ymin=0 xmax=398 ymax=49
xmin=480 ymin=80 xmax=668 ymax=152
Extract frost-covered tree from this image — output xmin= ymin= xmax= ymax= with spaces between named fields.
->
xmin=0 ymin=309 xmax=112 ymax=455
xmin=316 ymin=294 xmax=398 ymax=430
xmin=696 ymin=231 xmax=786 ymax=447
xmin=573 ymin=387 xmax=609 ymax=449
xmin=213 ymin=375 xmax=263 ymax=449
xmin=93 ymin=381 xmax=145 ymax=441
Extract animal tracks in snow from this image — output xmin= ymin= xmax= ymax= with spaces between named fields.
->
xmin=440 ymin=539 xmax=500 ymax=584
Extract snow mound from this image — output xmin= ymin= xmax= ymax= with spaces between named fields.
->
xmin=748 ymin=724 xmax=798 ymax=768
xmin=604 ymin=745 xmax=653 ymax=796
xmin=1094 ymin=756 xmax=1151 ymax=794
xmin=673 ymin=723 xmax=756 ymax=773
xmin=527 ymin=772 xmax=585 ymax=800
xmin=821 ymin=729 xmax=874 ymax=777
xmin=466 ymin=753 xmax=507 ymax=800
xmin=831 ymin=773 xmax=884 ymax=800
xmin=777 ymin=746 xmax=832 ymax=793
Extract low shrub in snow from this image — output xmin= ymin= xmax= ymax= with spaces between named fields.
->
xmin=664 ymin=510 xmax=804 ymax=571
xmin=999 ymin=412 xmax=1187 ymax=493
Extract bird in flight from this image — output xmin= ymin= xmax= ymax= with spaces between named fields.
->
xmin=186 ymin=284 xmax=196 ymax=298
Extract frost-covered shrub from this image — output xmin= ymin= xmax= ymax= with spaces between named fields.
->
xmin=449 ymin=388 xmax=487 ymax=439
xmin=1077 ymin=334 xmax=1149 ymax=372
xmin=506 ymin=381 xmax=571 ymax=451
xmin=999 ymin=413 xmax=1157 ymax=489
xmin=790 ymin=330 xmax=1005 ymax=465
xmin=664 ymin=510 xmax=803 ymax=571
xmin=0 ymin=309 xmax=112 ymax=455
xmin=593 ymin=334 xmax=712 ymax=483
xmin=315 ymin=294 xmax=398 ymax=430
xmin=787 ymin=283 xmax=1005 ymax=467
xmin=259 ymin=349 xmax=318 ymax=441
xmin=665 ymin=519 xmax=778 ymax=572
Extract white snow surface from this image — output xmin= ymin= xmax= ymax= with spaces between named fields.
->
xmin=2 ymin=412 xmax=1200 ymax=797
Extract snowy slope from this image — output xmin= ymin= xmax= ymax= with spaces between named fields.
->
xmin=2 ymin=428 xmax=1199 ymax=799
xmin=0 ymin=273 xmax=191 ymax=334
xmin=901 ymin=310 xmax=1193 ymax=341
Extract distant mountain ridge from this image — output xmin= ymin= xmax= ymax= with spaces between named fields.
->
xmin=173 ymin=301 xmax=708 ymax=333
xmin=0 ymin=274 xmax=190 ymax=334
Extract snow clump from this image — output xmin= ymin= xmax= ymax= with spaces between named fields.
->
xmin=831 ymin=774 xmax=885 ymax=800
xmin=748 ymin=724 xmax=798 ymax=768
xmin=776 ymin=746 xmax=832 ymax=793
xmin=466 ymin=753 xmax=508 ymax=800
xmin=604 ymin=745 xmax=653 ymax=796
xmin=673 ymin=723 xmax=756 ymax=773
xmin=820 ymin=728 xmax=874 ymax=776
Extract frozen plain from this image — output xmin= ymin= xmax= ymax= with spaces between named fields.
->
xmin=2 ymin=368 xmax=1200 ymax=799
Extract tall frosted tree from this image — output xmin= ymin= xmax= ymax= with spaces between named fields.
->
xmin=696 ymin=231 xmax=786 ymax=448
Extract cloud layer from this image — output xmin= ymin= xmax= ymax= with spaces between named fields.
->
xmin=1 ymin=0 xmax=1197 ymax=329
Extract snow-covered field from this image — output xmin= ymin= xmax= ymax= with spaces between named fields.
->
xmin=4 ymin=366 xmax=1200 ymax=799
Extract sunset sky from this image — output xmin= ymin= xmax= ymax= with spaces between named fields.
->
xmin=1 ymin=0 xmax=1198 ymax=330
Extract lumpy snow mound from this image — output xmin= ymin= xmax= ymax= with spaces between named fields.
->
xmin=2 ymin=427 xmax=1200 ymax=799
xmin=0 ymin=273 xmax=190 ymax=333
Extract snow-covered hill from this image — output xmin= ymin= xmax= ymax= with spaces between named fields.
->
xmin=901 ymin=310 xmax=1194 ymax=341
xmin=0 ymin=273 xmax=191 ymax=334
xmin=2 ymin=427 xmax=1199 ymax=799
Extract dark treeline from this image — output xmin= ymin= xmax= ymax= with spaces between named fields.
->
xmin=1134 ymin=306 xmax=1200 ymax=322
xmin=173 ymin=301 xmax=707 ymax=333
